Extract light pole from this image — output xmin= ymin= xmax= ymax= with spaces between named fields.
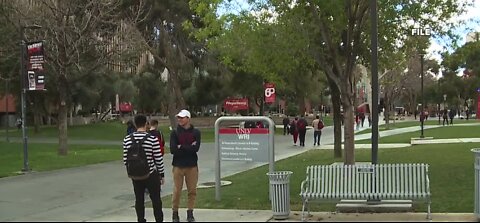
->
xmin=419 ymin=53 xmax=425 ymax=138
xmin=20 ymin=24 xmax=42 ymax=172
xmin=370 ymin=0 xmax=379 ymax=165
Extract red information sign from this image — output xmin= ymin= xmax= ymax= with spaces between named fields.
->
xmin=264 ymin=82 xmax=276 ymax=104
xmin=27 ymin=41 xmax=46 ymax=91
xmin=119 ymin=102 xmax=133 ymax=112
xmin=224 ymin=98 xmax=249 ymax=111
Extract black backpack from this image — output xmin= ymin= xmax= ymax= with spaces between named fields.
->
xmin=126 ymin=134 xmax=150 ymax=180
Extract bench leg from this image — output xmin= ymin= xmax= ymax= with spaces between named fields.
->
xmin=426 ymin=201 xmax=432 ymax=220
xmin=302 ymin=199 xmax=308 ymax=222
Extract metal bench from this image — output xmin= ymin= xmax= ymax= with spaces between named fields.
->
xmin=300 ymin=163 xmax=431 ymax=221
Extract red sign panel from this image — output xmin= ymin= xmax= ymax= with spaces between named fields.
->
xmin=119 ymin=102 xmax=133 ymax=112
xmin=27 ymin=41 xmax=46 ymax=91
xmin=264 ymin=82 xmax=276 ymax=104
xmin=224 ymin=98 xmax=249 ymax=111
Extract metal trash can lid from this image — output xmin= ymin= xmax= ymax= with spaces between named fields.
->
xmin=266 ymin=171 xmax=293 ymax=181
xmin=266 ymin=171 xmax=293 ymax=176
xmin=472 ymin=148 xmax=480 ymax=154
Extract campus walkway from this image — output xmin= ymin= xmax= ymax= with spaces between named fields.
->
xmin=1 ymin=118 xmax=480 ymax=222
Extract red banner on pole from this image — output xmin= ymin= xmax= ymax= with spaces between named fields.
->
xmin=264 ymin=82 xmax=276 ymax=104
xmin=27 ymin=41 xmax=46 ymax=91
xmin=119 ymin=102 xmax=133 ymax=112
xmin=224 ymin=98 xmax=249 ymax=111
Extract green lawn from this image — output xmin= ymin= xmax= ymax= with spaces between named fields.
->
xmin=356 ymin=119 xmax=478 ymax=135
xmin=0 ymin=142 xmax=121 ymax=178
xmin=160 ymin=143 xmax=478 ymax=213
xmin=357 ymin=125 xmax=480 ymax=144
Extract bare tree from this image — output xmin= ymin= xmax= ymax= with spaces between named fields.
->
xmin=11 ymin=0 xmax=142 ymax=155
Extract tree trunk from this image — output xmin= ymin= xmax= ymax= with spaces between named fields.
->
xmin=384 ymin=94 xmax=390 ymax=129
xmin=58 ymin=74 xmax=68 ymax=156
xmin=327 ymin=76 xmax=342 ymax=158
xmin=343 ymin=101 xmax=355 ymax=165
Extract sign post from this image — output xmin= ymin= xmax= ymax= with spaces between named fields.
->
xmin=215 ymin=116 xmax=275 ymax=201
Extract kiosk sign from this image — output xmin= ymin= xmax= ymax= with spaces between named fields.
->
xmin=219 ymin=128 xmax=269 ymax=162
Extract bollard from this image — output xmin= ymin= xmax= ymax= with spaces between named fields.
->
xmin=267 ymin=171 xmax=293 ymax=220
xmin=472 ymin=149 xmax=480 ymax=219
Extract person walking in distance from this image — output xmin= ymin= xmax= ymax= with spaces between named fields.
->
xmin=442 ymin=109 xmax=448 ymax=126
xmin=312 ymin=115 xmax=324 ymax=146
xmin=123 ymin=115 xmax=165 ymax=222
xmin=449 ymin=108 xmax=455 ymax=125
xmin=282 ymin=116 xmax=290 ymax=135
xmin=290 ymin=117 xmax=299 ymax=146
xmin=297 ymin=115 xmax=308 ymax=147
xmin=170 ymin=109 xmax=201 ymax=222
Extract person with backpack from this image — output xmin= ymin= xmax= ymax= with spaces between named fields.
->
xmin=312 ymin=115 xmax=324 ymax=146
xmin=290 ymin=117 xmax=299 ymax=146
xmin=297 ymin=115 xmax=308 ymax=147
xmin=170 ymin=109 xmax=201 ymax=222
xmin=122 ymin=115 xmax=165 ymax=222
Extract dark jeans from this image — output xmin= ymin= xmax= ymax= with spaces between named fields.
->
xmin=132 ymin=171 xmax=163 ymax=222
xmin=283 ymin=124 xmax=289 ymax=135
xmin=443 ymin=117 xmax=448 ymax=126
xmin=298 ymin=129 xmax=307 ymax=146
xmin=313 ymin=131 xmax=322 ymax=145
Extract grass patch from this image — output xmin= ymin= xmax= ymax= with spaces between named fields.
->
xmin=160 ymin=143 xmax=478 ymax=213
xmin=356 ymin=119 xmax=478 ymax=135
xmin=357 ymin=125 xmax=480 ymax=144
xmin=0 ymin=142 xmax=121 ymax=178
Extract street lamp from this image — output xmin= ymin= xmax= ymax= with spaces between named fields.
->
xmin=370 ymin=0 xmax=379 ymax=165
xmin=20 ymin=24 xmax=42 ymax=172
xmin=420 ymin=53 xmax=425 ymax=138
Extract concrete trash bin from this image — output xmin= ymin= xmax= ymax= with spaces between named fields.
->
xmin=267 ymin=171 xmax=293 ymax=220
xmin=472 ymin=149 xmax=480 ymax=219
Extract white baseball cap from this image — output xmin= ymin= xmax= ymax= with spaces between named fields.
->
xmin=176 ymin=109 xmax=191 ymax=118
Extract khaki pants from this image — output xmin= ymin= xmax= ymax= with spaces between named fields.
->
xmin=172 ymin=166 xmax=198 ymax=211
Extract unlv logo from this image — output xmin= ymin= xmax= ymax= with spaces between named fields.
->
xmin=236 ymin=128 xmax=251 ymax=140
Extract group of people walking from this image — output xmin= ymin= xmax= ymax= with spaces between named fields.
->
xmin=123 ymin=109 xmax=200 ymax=222
xmin=283 ymin=115 xmax=324 ymax=147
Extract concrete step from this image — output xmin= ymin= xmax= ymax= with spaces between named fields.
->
xmin=336 ymin=200 xmax=413 ymax=213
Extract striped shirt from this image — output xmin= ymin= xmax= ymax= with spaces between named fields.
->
xmin=123 ymin=132 xmax=165 ymax=177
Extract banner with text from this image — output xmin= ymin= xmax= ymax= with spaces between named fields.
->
xmin=219 ymin=128 xmax=269 ymax=162
xmin=224 ymin=98 xmax=249 ymax=111
xmin=264 ymin=82 xmax=276 ymax=104
xmin=27 ymin=41 xmax=46 ymax=91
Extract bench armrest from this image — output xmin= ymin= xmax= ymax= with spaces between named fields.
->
xmin=300 ymin=179 xmax=309 ymax=194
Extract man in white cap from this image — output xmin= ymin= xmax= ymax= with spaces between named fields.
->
xmin=170 ymin=109 xmax=201 ymax=222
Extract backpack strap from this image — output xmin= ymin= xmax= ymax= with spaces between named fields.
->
xmin=130 ymin=133 xmax=150 ymax=146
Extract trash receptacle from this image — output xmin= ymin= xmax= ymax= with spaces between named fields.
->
xmin=267 ymin=171 xmax=293 ymax=220
xmin=472 ymin=149 xmax=480 ymax=219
